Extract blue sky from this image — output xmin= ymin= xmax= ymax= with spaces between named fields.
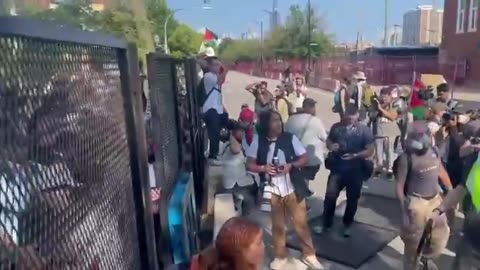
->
xmin=167 ymin=0 xmax=443 ymax=42
xmin=166 ymin=0 xmax=445 ymax=43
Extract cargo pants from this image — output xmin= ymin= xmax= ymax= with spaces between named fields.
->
xmin=400 ymin=195 xmax=450 ymax=270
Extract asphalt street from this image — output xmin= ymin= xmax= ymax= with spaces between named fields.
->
xmin=220 ymin=71 xmax=469 ymax=270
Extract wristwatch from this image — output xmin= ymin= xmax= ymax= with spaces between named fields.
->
xmin=432 ymin=208 xmax=444 ymax=215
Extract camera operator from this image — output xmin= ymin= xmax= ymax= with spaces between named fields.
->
xmin=245 ymin=81 xmax=274 ymax=114
xmin=371 ymin=87 xmax=401 ymax=174
xmin=219 ymin=120 xmax=258 ymax=216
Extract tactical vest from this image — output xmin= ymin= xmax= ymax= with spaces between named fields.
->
xmin=256 ymin=132 xmax=309 ymax=202
xmin=466 ymin=153 xmax=480 ymax=212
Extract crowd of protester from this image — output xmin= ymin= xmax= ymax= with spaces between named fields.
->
xmin=192 ymin=49 xmax=480 ymax=270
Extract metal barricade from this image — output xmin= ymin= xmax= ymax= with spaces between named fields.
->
xmin=147 ymin=53 xmax=204 ymax=267
xmin=0 ymin=17 xmax=158 ymax=269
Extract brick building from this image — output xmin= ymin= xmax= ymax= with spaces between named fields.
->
xmin=441 ymin=0 xmax=480 ymax=84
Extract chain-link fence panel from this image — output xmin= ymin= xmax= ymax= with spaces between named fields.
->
xmin=146 ymin=55 xmax=180 ymax=194
xmin=0 ymin=17 xmax=155 ymax=270
xmin=174 ymin=61 xmax=194 ymax=171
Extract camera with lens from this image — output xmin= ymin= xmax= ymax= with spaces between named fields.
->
xmin=219 ymin=119 xmax=244 ymax=142
xmin=472 ymin=137 xmax=480 ymax=145
xmin=368 ymin=93 xmax=383 ymax=120
xmin=441 ymin=111 xmax=455 ymax=125
xmin=417 ymin=86 xmax=435 ymax=101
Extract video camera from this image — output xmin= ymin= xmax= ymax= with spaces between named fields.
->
xmin=368 ymin=93 xmax=384 ymax=120
xmin=219 ymin=119 xmax=247 ymax=142
xmin=417 ymin=86 xmax=435 ymax=101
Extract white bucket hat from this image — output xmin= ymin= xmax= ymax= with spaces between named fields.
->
xmin=352 ymin=71 xmax=367 ymax=80
xmin=204 ymin=47 xmax=215 ymax=57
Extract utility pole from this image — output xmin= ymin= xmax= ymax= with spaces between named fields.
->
xmin=260 ymin=21 xmax=264 ymax=75
xmin=355 ymin=11 xmax=362 ymax=61
xmin=307 ymin=0 xmax=312 ymax=69
xmin=384 ymin=0 xmax=389 ymax=46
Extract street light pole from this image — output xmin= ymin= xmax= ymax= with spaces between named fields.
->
xmin=164 ymin=9 xmax=181 ymax=54
xmin=307 ymin=0 xmax=312 ymax=69
xmin=260 ymin=20 xmax=264 ymax=74
xmin=384 ymin=0 xmax=390 ymax=46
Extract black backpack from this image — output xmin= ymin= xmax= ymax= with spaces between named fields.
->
xmin=196 ymin=77 xmax=220 ymax=107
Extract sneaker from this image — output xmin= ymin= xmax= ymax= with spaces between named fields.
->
xmin=312 ymin=225 xmax=330 ymax=235
xmin=342 ymin=226 xmax=352 ymax=238
xmin=301 ymin=255 xmax=324 ymax=270
xmin=208 ymin=158 xmax=222 ymax=166
xmin=270 ymin=257 xmax=288 ymax=270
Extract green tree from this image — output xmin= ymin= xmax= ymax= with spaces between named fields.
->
xmin=218 ymin=4 xmax=333 ymax=62
xmin=219 ymin=39 xmax=262 ymax=62
xmin=168 ymin=23 xmax=202 ymax=58
xmin=146 ymin=0 xmax=178 ymax=49
xmin=269 ymin=4 xmax=333 ymax=58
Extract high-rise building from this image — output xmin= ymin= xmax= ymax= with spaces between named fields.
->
xmin=402 ymin=5 xmax=444 ymax=45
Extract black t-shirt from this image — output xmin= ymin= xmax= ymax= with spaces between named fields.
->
xmin=327 ymin=122 xmax=373 ymax=171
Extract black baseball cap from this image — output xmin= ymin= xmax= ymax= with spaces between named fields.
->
xmin=302 ymin=98 xmax=317 ymax=108
xmin=437 ymin=83 xmax=449 ymax=93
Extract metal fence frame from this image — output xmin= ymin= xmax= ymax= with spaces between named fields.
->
xmin=0 ymin=16 xmax=158 ymax=270
xmin=147 ymin=53 xmax=205 ymax=268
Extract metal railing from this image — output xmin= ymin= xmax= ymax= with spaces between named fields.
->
xmin=0 ymin=16 xmax=157 ymax=270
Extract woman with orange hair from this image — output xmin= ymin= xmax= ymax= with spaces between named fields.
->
xmin=191 ymin=217 xmax=265 ymax=270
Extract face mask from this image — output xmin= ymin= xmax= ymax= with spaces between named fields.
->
xmin=410 ymin=140 xmax=424 ymax=150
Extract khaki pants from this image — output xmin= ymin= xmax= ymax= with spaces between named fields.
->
xmin=400 ymin=195 xmax=450 ymax=270
xmin=271 ymin=193 xmax=315 ymax=259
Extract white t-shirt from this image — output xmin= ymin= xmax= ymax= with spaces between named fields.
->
xmin=246 ymin=135 xmax=306 ymax=197
xmin=202 ymin=72 xmax=223 ymax=114
xmin=220 ymin=143 xmax=254 ymax=189
xmin=293 ymin=85 xmax=307 ymax=108
xmin=285 ymin=113 xmax=328 ymax=166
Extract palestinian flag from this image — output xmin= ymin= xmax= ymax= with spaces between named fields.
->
xmin=410 ymin=78 xmax=428 ymax=120
xmin=199 ymin=28 xmax=219 ymax=53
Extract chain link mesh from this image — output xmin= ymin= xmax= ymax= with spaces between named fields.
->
xmin=148 ymin=57 xmax=179 ymax=193
xmin=174 ymin=62 xmax=194 ymax=170
xmin=0 ymin=36 xmax=141 ymax=269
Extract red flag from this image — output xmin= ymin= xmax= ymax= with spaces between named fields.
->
xmin=204 ymin=28 xmax=218 ymax=41
xmin=410 ymin=79 xmax=426 ymax=108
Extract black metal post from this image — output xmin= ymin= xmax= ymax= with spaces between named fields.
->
xmin=118 ymin=44 xmax=159 ymax=270
xmin=307 ymin=0 xmax=312 ymax=69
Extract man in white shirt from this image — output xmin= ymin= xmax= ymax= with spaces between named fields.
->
xmin=220 ymin=120 xmax=257 ymax=215
xmin=285 ymin=98 xmax=328 ymax=195
xmin=246 ymin=109 xmax=323 ymax=270
xmin=293 ymin=76 xmax=307 ymax=110
xmin=202 ymin=57 xmax=227 ymax=163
